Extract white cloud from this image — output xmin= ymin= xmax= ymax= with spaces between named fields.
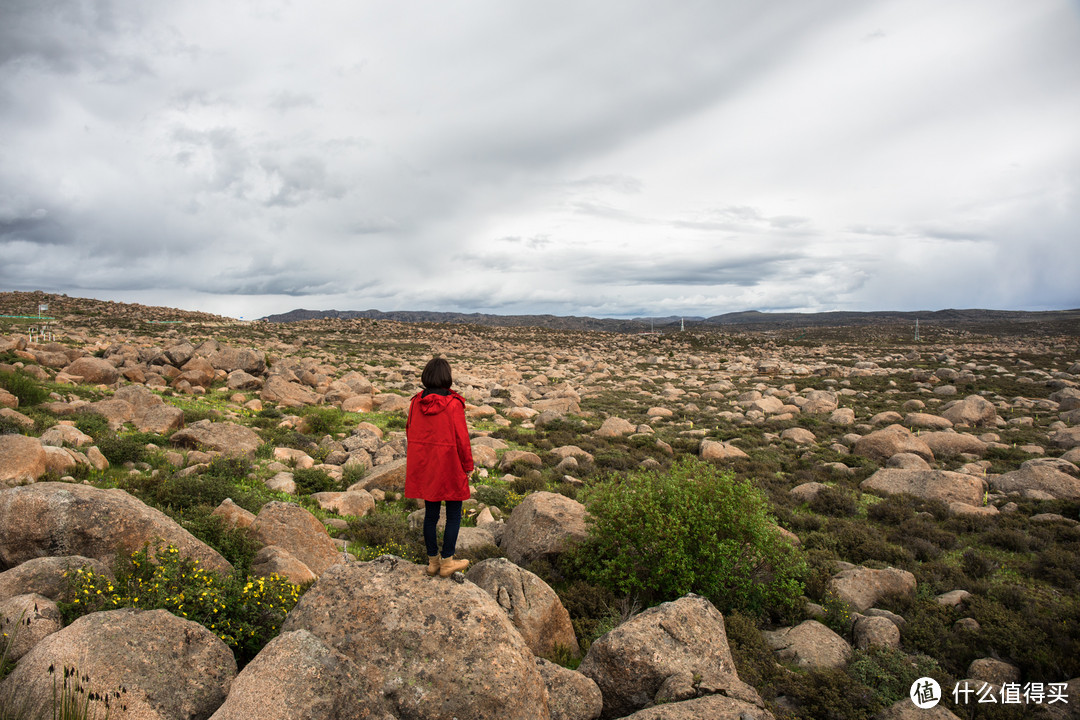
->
xmin=0 ymin=0 xmax=1077 ymax=318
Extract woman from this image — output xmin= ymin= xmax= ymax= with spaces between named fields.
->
xmin=404 ymin=357 xmax=475 ymax=577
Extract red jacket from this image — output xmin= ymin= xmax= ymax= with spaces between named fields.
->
xmin=404 ymin=389 xmax=474 ymax=502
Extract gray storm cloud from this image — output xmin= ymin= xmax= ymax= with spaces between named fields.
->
xmin=0 ymin=0 xmax=1077 ymax=319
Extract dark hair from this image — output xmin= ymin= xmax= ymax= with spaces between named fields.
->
xmin=421 ymin=357 xmax=453 ymax=390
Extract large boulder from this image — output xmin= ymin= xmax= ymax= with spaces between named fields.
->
xmin=615 ymin=694 xmax=775 ymax=720
xmin=0 ymin=608 xmax=235 ymax=720
xmin=852 ymin=425 xmax=934 ymax=463
xmin=310 ymin=490 xmax=375 ymax=518
xmin=60 ymin=357 xmax=119 ymax=385
xmin=0 ymin=555 xmax=112 ymax=602
xmin=802 ymin=390 xmax=839 ymax=414
xmin=261 ymin=375 xmax=321 ymax=406
xmin=0 ymin=483 xmax=231 ymax=574
xmin=920 ymin=432 xmax=987 ymax=458
xmin=578 ymin=595 xmax=763 ymax=720
xmin=501 ymin=491 xmax=589 ymax=567
xmin=39 ymin=425 xmax=94 ymax=447
xmin=1050 ymin=426 xmax=1080 ymax=450
xmin=171 ymin=419 xmax=263 ymax=458
xmin=209 ymin=346 xmax=266 ymax=375
xmin=828 ymin=566 xmax=917 ymax=613
xmin=876 ymin=699 xmax=963 ymax=720
xmin=282 ymin=557 xmax=550 ymax=720
xmin=0 ymin=593 xmax=63 ymax=662
xmin=989 ymin=465 xmax=1080 ymax=500
xmin=85 ymin=398 xmax=134 ymax=429
xmin=251 ymin=501 xmax=343 ymax=577
xmin=348 ymin=457 xmax=406 ymax=493
xmin=0 ymin=434 xmax=47 ymax=488
xmin=466 ymin=558 xmax=580 ymax=658
xmin=250 ymin=545 xmax=317 ymax=585
xmin=595 ymin=417 xmax=636 ymax=438
xmin=860 ymin=469 xmax=987 ymax=507
xmin=536 ymin=658 xmax=604 ymax=720
xmin=941 ymin=395 xmax=998 ymax=427
xmin=763 ymin=620 xmax=852 ymax=670
xmin=133 ymin=404 xmax=186 ymax=434
xmin=208 ymin=630 xmax=389 ymax=720
xmin=699 ymin=440 xmax=749 ymax=462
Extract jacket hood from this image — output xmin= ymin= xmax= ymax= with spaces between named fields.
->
xmin=416 ymin=390 xmax=463 ymax=415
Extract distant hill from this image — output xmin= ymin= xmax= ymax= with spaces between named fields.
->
xmin=260 ymin=307 xmax=1080 ymax=336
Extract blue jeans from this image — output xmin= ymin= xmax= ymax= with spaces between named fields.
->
xmin=424 ymin=500 xmax=462 ymax=558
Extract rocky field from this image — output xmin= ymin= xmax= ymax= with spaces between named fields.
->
xmin=1 ymin=291 xmax=1079 ymax=720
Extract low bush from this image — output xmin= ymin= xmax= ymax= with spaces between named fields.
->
xmin=346 ymin=510 xmax=425 ymax=563
xmin=847 ymin=646 xmax=947 ymax=708
xmin=572 ymin=457 xmax=807 ymax=617
xmin=292 ymin=468 xmax=338 ymax=495
xmin=808 ymin=487 xmax=858 ymax=517
xmin=62 ymin=544 xmax=303 ymax=667
xmin=775 ymin=667 xmax=881 ymax=720
xmin=0 ymin=370 xmax=49 ymax=407
xmin=94 ymin=433 xmax=147 ymax=466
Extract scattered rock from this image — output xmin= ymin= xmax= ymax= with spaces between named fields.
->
xmin=0 ymin=482 xmax=231 ymax=574
xmin=861 ymin=469 xmax=987 ymax=507
xmin=853 ymin=615 xmax=901 ymax=650
xmin=0 ymin=593 xmax=63 ymax=661
xmin=0 ymin=434 xmax=47 ymax=488
xmin=828 ymin=566 xmax=917 ymax=613
xmin=989 ymin=464 xmax=1080 ymax=500
xmin=0 ymin=555 xmax=112 ymax=602
xmin=210 ymin=498 xmax=256 ymax=530
xmin=466 ymin=558 xmax=580 ymax=658
xmin=282 ymin=557 xmax=550 ymax=720
xmin=595 ymin=417 xmax=636 ymax=438
xmin=250 ymin=545 xmax=317 ymax=585
xmin=0 ymin=608 xmax=236 ymax=720
xmin=941 ymin=395 xmax=998 ymax=427
xmin=578 ymin=594 xmax=763 ymax=720
xmin=501 ymin=491 xmax=589 ymax=567
xmin=536 ymin=657 xmax=603 ymax=720
xmin=853 ymin=425 xmax=935 ymax=463
xmin=763 ymin=620 xmax=852 ymax=670
xmin=700 ymin=440 xmax=750 ymax=462
xmin=207 ymin=629 xmax=387 ymax=720
xmin=251 ymin=501 xmax=343 ymax=577
xmin=171 ymin=419 xmax=263 ymax=458
xmin=60 ymin=357 xmax=119 ymax=385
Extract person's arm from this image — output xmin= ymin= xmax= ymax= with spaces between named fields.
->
xmin=453 ymin=401 xmax=474 ymax=475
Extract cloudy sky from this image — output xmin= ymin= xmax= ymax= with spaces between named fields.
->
xmin=1 ymin=1 xmax=1078 ymax=320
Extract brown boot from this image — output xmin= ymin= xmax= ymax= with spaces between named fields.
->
xmin=426 ymin=555 xmax=441 ymax=577
xmin=438 ymin=555 xmax=469 ymax=577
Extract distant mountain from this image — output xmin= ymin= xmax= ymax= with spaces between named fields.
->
xmin=260 ymin=307 xmax=1080 ymax=336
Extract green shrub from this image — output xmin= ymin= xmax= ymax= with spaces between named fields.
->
xmin=292 ymin=468 xmax=338 ymax=495
xmin=724 ymin=611 xmax=785 ymax=695
xmin=808 ymin=487 xmax=858 ymax=517
xmin=299 ymin=407 xmax=340 ymax=436
xmin=94 ymin=434 xmax=147 ymax=465
xmin=592 ymin=450 xmax=636 ymax=471
xmin=572 ymin=457 xmax=807 ymax=616
xmin=776 ymin=667 xmax=880 ymax=720
xmin=73 ymin=412 xmax=110 ymax=439
xmin=0 ymin=370 xmax=48 ymax=407
xmin=346 ymin=510 xmax=424 ymax=563
xmin=803 ymin=519 xmax=912 ymax=567
xmin=0 ymin=416 xmax=25 ymax=436
xmin=848 ymin=646 xmax=947 ymax=707
xmin=510 ymin=471 xmax=545 ymax=494
xmin=176 ymin=508 xmax=263 ymax=576
xmin=62 ymin=544 xmax=303 ymax=668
